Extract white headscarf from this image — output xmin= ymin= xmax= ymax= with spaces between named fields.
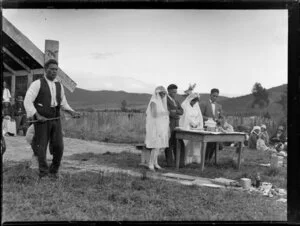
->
xmin=261 ymin=124 xmax=267 ymax=130
xmin=251 ymin=126 xmax=261 ymax=135
xmin=179 ymin=93 xmax=203 ymax=130
xmin=146 ymin=86 xmax=168 ymax=117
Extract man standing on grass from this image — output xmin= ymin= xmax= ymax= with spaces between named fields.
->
xmin=200 ymin=88 xmax=223 ymax=161
xmin=24 ymin=59 xmax=80 ymax=179
xmin=165 ymin=84 xmax=185 ymax=167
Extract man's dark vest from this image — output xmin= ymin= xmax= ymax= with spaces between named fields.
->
xmin=34 ymin=77 xmax=61 ymax=118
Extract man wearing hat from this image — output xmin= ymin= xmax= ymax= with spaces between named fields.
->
xmin=13 ymin=96 xmax=27 ymax=135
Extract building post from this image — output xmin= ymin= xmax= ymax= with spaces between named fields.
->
xmin=11 ymin=74 xmax=16 ymax=104
xmin=45 ymin=40 xmax=59 ymax=63
xmin=27 ymin=70 xmax=33 ymax=89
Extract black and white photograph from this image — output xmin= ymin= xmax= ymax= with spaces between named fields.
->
xmin=2 ymin=8 xmax=290 ymax=222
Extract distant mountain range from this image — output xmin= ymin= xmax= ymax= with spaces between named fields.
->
xmin=65 ymin=88 xmax=229 ymax=110
xmin=65 ymin=84 xmax=287 ymax=121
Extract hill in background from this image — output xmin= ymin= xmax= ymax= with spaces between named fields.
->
xmin=65 ymin=89 xmax=151 ymax=110
xmin=66 ymin=84 xmax=287 ymax=122
xmin=65 ymin=88 xmax=229 ymax=110
xmin=219 ymin=84 xmax=287 ymax=122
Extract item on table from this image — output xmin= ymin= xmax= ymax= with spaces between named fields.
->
xmin=205 ymin=118 xmax=217 ymax=132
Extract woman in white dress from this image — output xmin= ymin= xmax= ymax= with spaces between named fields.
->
xmin=145 ymin=86 xmax=170 ymax=171
xmin=179 ymin=92 xmax=204 ymax=165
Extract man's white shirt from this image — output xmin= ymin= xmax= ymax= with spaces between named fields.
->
xmin=24 ymin=76 xmax=74 ymax=118
xmin=209 ymin=99 xmax=216 ymax=116
xmin=167 ymin=95 xmax=177 ymax=107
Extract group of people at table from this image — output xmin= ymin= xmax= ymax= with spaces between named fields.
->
xmin=2 ymin=67 xmax=287 ymax=177
xmin=144 ymin=84 xmax=288 ymax=171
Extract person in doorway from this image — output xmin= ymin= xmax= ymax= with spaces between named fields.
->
xmin=2 ymin=101 xmax=16 ymax=136
xmin=13 ymin=96 xmax=27 ymax=135
xmin=24 ymin=59 xmax=81 ymax=179
xmin=145 ymin=86 xmax=170 ymax=171
xmin=2 ymin=81 xmax=11 ymax=103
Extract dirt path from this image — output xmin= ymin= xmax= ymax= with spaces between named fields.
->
xmin=3 ymin=135 xmax=139 ymax=162
xmin=3 ymin=135 xmax=221 ymax=187
xmin=3 ymin=135 xmax=210 ymax=187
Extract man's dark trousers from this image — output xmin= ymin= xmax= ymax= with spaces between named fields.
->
xmin=205 ymin=143 xmax=216 ymax=161
xmin=32 ymin=117 xmax=63 ymax=178
xmin=165 ymin=130 xmax=185 ymax=167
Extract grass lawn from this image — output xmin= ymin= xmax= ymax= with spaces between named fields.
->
xmin=2 ymin=147 xmax=287 ymax=222
xmin=67 ymin=146 xmax=287 ymax=189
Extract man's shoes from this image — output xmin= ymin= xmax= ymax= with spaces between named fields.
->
xmin=49 ymin=173 xmax=62 ymax=180
xmin=38 ymin=174 xmax=50 ymax=181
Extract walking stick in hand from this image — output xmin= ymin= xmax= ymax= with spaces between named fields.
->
xmin=27 ymin=116 xmax=62 ymax=123
xmin=65 ymin=110 xmax=81 ymax=119
xmin=27 ymin=111 xmax=81 ymax=123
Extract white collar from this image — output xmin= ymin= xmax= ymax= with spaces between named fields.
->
xmin=168 ymin=95 xmax=175 ymax=101
xmin=210 ymin=99 xmax=215 ymax=104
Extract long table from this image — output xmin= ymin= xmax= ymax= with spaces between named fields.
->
xmin=174 ymin=127 xmax=247 ymax=171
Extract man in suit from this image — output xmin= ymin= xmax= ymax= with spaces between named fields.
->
xmin=165 ymin=84 xmax=185 ymax=167
xmin=200 ymin=88 xmax=223 ymax=161
xmin=200 ymin=88 xmax=223 ymax=122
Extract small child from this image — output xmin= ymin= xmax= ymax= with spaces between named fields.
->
xmin=25 ymin=124 xmax=34 ymax=145
xmin=256 ymin=133 xmax=269 ymax=152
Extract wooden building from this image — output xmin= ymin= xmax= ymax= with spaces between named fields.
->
xmin=2 ymin=16 xmax=77 ymax=104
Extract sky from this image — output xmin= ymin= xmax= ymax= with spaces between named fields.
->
xmin=3 ymin=9 xmax=288 ymax=97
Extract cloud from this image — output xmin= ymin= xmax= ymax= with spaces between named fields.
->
xmin=90 ymin=52 xmax=117 ymax=60
xmin=69 ymin=71 xmax=156 ymax=94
